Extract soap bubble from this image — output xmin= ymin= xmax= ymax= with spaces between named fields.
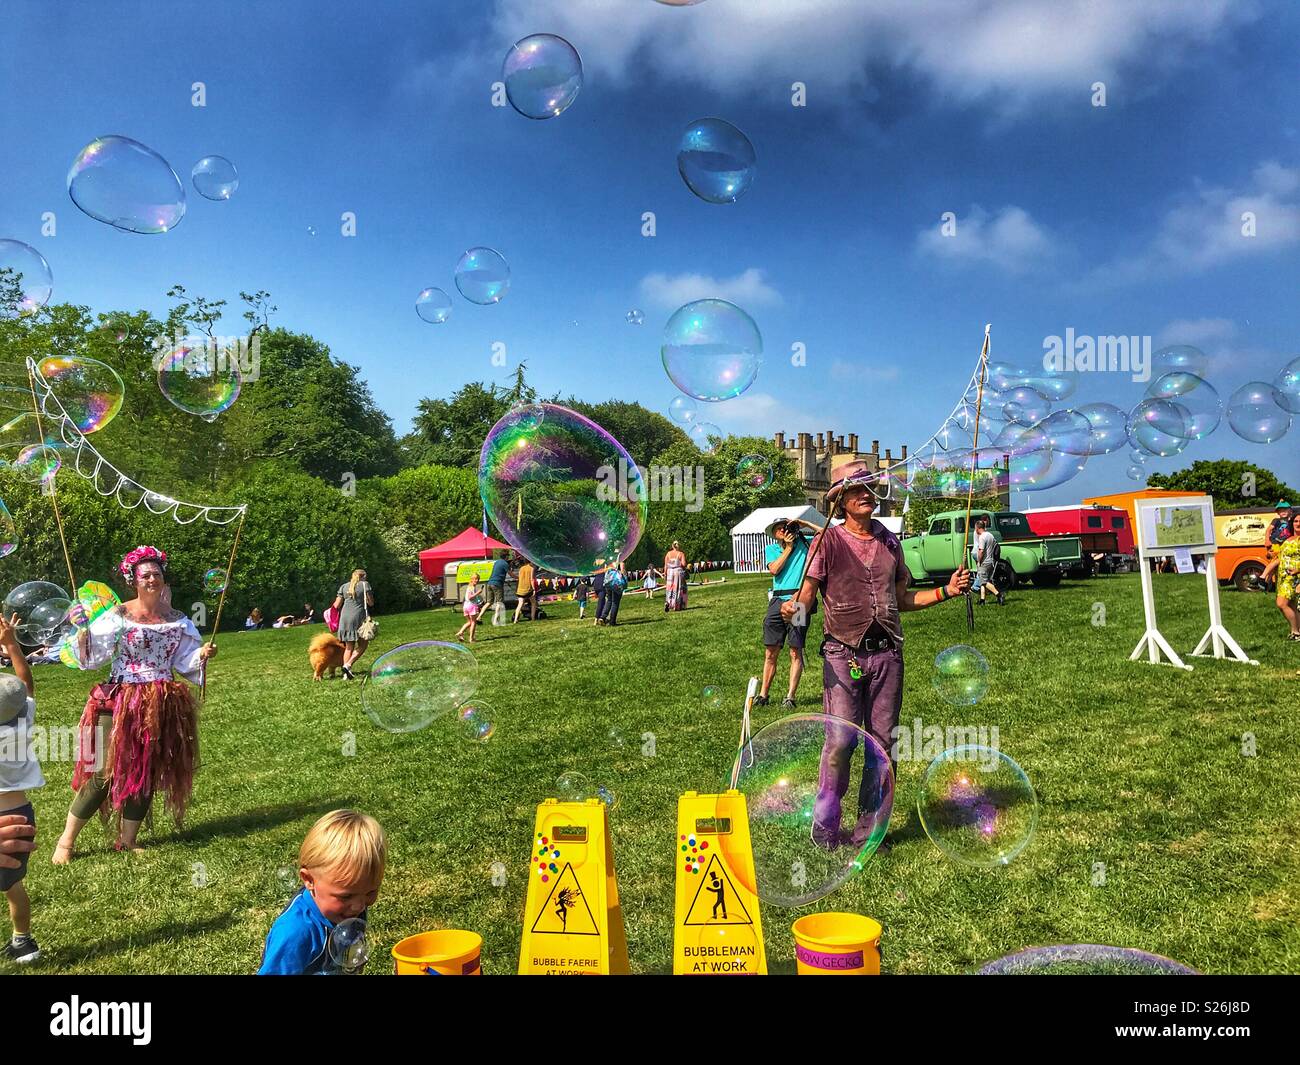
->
xmin=1145 ymin=372 xmax=1221 ymax=440
xmin=736 ymin=454 xmax=773 ymax=490
xmin=668 ymin=395 xmax=697 ymax=424
xmin=1152 ymin=344 xmax=1208 ymax=377
xmin=502 ymin=33 xmax=583 ymax=120
xmin=701 ymin=685 xmax=724 ymax=710
xmin=662 ymin=298 xmax=761 ymax=401
xmin=555 ymin=770 xmax=590 ymax=801
xmin=917 ymin=746 xmax=1037 ymax=868
xmin=607 ymin=726 xmax=627 ymax=750
xmin=1037 ymin=409 xmax=1093 ymax=455
xmin=1127 ymin=398 xmax=1191 ymax=457
xmin=1023 ymin=368 xmax=1077 ymax=402
xmin=596 ymin=785 xmax=617 ymax=809
xmin=1273 ymin=355 xmax=1300 ymax=414
xmin=456 ymin=701 xmax=495 ymax=743
xmin=37 ymin=355 xmax=125 ymax=434
xmin=479 ymin=403 xmax=645 ymax=576
xmin=0 ymin=500 xmax=15 ymax=559
xmin=191 ymin=156 xmax=239 ymax=200
xmin=932 ymin=645 xmax=989 ymax=705
xmin=3 ymin=581 xmax=70 ymax=648
xmin=1001 ymin=387 xmax=1050 ymax=426
xmin=203 ymin=568 xmax=227 ymax=595
xmin=977 ymin=945 xmax=1197 ymax=975
xmin=677 ymin=118 xmax=756 ymax=204
xmin=157 ymin=343 xmax=242 ymax=420
xmin=361 ymin=641 xmax=479 ymax=734
xmin=415 ymin=287 xmax=452 ymax=324
xmin=689 ymin=421 xmax=722 ymax=452
xmin=1076 ymin=402 xmax=1129 ymax=456
xmin=454 ymin=247 xmax=510 ymax=305
xmin=26 ymin=597 xmax=73 ymax=647
xmin=507 ymin=403 xmax=545 ymax=432
xmin=67 ymin=135 xmax=186 ymax=234
xmin=14 ymin=444 xmax=62 ymax=485
xmin=328 ymin=918 xmax=370 ymax=974
xmin=1226 ymin=382 xmax=1291 ymax=443
xmin=0 ymin=240 xmax=53 ymax=318
xmin=626 ymin=309 xmax=644 ymax=326
xmin=987 ymin=362 xmax=1027 ymax=393
xmin=1126 ymin=464 xmax=1146 ymax=482
xmin=728 ymin=713 xmax=894 ymax=907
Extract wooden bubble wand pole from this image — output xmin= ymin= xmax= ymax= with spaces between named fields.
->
xmin=201 ymin=505 xmax=248 ymax=700
xmin=960 ymin=324 xmax=993 ymax=632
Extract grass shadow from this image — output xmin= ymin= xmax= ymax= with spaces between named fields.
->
xmin=176 ymin=799 xmax=362 ymax=846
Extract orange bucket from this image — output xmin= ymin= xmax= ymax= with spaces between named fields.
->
xmin=392 ymin=930 xmax=483 ymax=976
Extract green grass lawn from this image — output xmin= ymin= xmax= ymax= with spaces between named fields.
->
xmin=12 ymin=571 xmax=1300 ymax=975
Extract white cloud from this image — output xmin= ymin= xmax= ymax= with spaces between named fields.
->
xmin=915 ymin=206 xmax=1057 ymax=273
xmin=705 ymin=392 xmax=819 ymax=437
xmin=1156 ymin=318 xmax=1236 ymax=347
xmin=639 ymin=268 xmax=782 ymax=309
xmin=491 ymin=0 xmax=1254 ymax=105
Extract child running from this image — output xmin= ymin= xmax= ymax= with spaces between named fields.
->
xmin=456 ymin=574 xmax=484 ymax=643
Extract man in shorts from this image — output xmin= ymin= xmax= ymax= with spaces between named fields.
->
xmin=512 ymin=558 xmax=537 ymax=623
xmin=756 ymin=516 xmax=819 ymax=709
xmin=485 ymin=553 xmax=510 ymax=626
xmin=971 ymin=516 xmax=1005 ymax=606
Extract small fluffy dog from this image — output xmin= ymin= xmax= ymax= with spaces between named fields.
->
xmin=309 ymin=632 xmax=347 ymax=680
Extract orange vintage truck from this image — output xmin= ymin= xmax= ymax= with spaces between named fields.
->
xmin=1082 ymin=489 xmax=1273 ymax=592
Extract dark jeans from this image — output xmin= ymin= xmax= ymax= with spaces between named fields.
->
xmin=594 ymin=587 xmax=607 ymax=619
xmin=599 ymin=587 xmax=624 ymax=624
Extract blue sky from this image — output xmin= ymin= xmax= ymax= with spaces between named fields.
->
xmin=3 ymin=0 xmax=1299 ymax=504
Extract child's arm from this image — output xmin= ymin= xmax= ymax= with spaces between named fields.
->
xmin=0 ymin=613 xmax=34 ymax=696
xmin=257 ymin=918 xmax=319 ymax=975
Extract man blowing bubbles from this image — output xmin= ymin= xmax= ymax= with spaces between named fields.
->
xmin=781 ymin=461 xmax=971 ymax=850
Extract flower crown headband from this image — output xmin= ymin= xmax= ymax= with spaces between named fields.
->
xmin=120 ymin=545 xmax=168 ymax=586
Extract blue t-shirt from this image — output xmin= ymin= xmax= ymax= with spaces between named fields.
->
xmin=765 ymin=536 xmax=810 ymax=599
xmin=487 ymin=559 xmax=509 ymax=588
xmin=258 ymin=889 xmax=367 ymax=975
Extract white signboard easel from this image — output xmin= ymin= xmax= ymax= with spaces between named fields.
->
xmin=1130 ymin=495 xmax=1257 ymax=670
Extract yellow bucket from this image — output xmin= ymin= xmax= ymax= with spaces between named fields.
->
xmin=791 ymin=913 xmax=882 ymax=975
xmin=392 ymin=930 xmax=483 ymax=976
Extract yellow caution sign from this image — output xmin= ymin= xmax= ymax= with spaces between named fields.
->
xmin=519 ymin=799 xmax=630 ymax=975
xmin=673 ymin=790 xmax=766 ymax=975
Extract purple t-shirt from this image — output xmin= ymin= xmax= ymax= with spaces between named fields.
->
xmin=806 ymin=521 xmax=906 ymax=647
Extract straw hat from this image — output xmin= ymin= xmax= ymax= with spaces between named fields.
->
xmin=826 ymin=459 xmax=885 ymax=507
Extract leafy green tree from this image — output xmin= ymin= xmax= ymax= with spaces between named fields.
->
xmin=902 ymin=465 xmax=1004 ymax=534
xmin=362 ymin=464 xmax=482 ymax=547
xmin=1147 ymin=459 xmax=1298 ymax=509
xmin=560 ymin=397 xmax=688 ymax=468
xmin=402 ymin=382 xmax=512 ymax=469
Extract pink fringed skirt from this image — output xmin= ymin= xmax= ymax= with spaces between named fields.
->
xmin=72 ymin=680 xmax=200 ymax=824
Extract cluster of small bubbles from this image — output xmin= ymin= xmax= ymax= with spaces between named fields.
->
xmin=3 ymin=581 xmax=71 ymax=648
xmin=1226 ymin=382 xmax=1291 ymax=443
xmin=416 ymin=288 xmax=452 ymax=324
xmin=191 ymin=156 xmax=239 ymax=201
xmin=626 ymin=309 xmax=644 ymax=326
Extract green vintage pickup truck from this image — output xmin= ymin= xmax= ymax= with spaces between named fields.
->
xmin=900 ymin=510 xmax=1083 ymax=588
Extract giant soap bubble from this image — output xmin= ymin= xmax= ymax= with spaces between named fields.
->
xmin=1001 ymin=387 xmax=1050 ymax=427
xmin=454 ymin=247 xmax=510 ymax=305
xmin=1273 ymin=355 xmax=1300 ymax=414
xmin=1226 ymin=382 xmax=1291 ymax=443
xmin=728 ymin=714 xmax=894 ymax=907
xmin=67 ymin=135 xmax=186 ymax=234
xmin=37 ymin=355 xmax=125 ymax=434
xmin=3 ymin=581 xmax=71 ymax=648
xmin=1076 ymin=402 xmax=1128 ymax=455
xmin=978 ymin=945 xmax=1197 ymax=975
xmin=479 ymin=403 xmax=646 ymax=576
xmin=361 ymin=641 xmax=479 ymax=734
xmin=917 ymin=746 xmax=1037 ymax=868
xmin=0 ymin=240 xmax=53 ymax=318
xmin=1127 ymin=398 xmax=1191 ymax=457
xmin=1152 ymin=344 xmax=1208 ymax=377
xmin=677 ymin=118 xmax=756 ymax=204
xmin=1145 ymin=372 xmax=1221 ymax=440
xmin=1037 ymin=409 xmax=1093 ymax=455
xmin=502 ymin=34 xmax=583 ymax=120
xmin=662 ymin=298 xmax=761 ymax=401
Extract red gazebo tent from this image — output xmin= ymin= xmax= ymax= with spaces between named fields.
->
xmin=418 ymin=527 xmax=513 ymax=583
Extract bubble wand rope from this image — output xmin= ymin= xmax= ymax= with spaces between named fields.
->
xmin=960 ymin=324 xmax=993 ymax=632
xmin=200 ymin=504 xmax=248 ymax=700
xmin=25 ymin=363 xmax=78 ymax=593
xmin=730 ymin=677 xmax=759 ymax=790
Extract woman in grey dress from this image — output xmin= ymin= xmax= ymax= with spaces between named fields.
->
xmin=332 ymin=568 xmax=374 ymax=679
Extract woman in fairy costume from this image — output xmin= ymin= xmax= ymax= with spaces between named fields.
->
xmin=51 ymin=546 xmax=216 ymax=863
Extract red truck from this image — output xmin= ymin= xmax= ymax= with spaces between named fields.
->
xmin=1022 ymin=504 xmax=1134 ymax=577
